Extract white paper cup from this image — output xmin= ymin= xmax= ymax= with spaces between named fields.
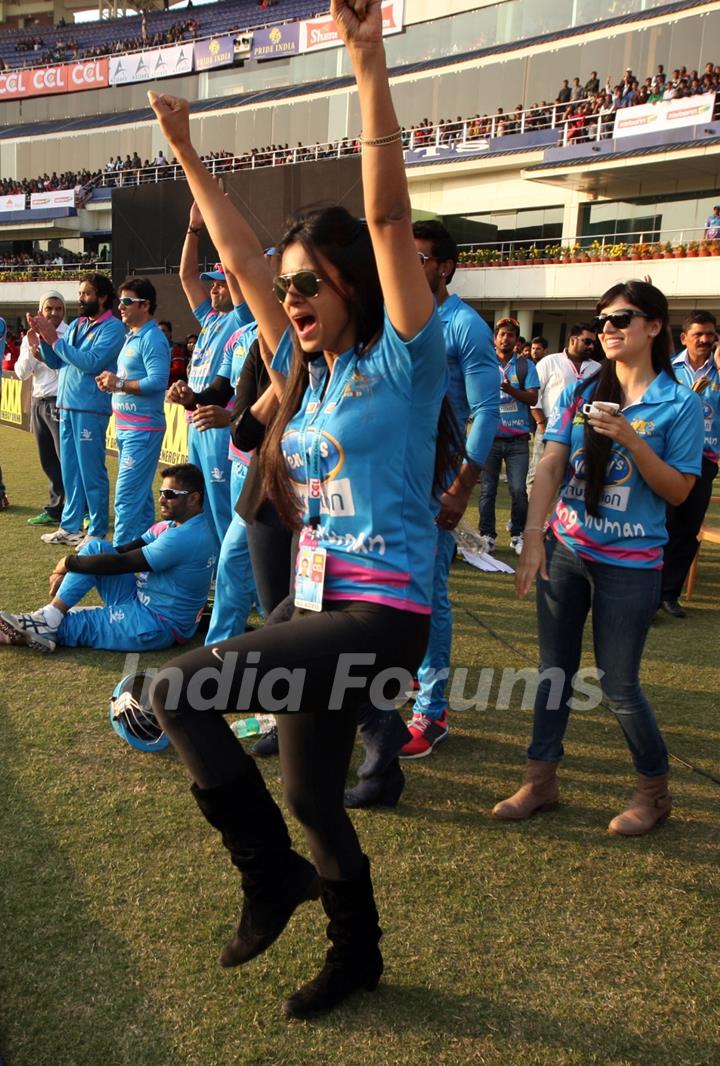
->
xmin=582 ymin=401 xmax=620 ymax=417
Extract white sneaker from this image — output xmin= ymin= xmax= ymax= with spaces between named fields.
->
xmin=510 ymin=535 xmax=524 ymax=556
xmin=75 ymin=534 xmax=105 ymax=552
xmin=477 ymin=534 xmax=496 ymax=554
xmin=0 ymin=609 xmax=58 ymax=652
xmin=40 ymin=527 xmax=84 ymax=547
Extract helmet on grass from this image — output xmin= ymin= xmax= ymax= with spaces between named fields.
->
xmin=109 ymin=671 xmax=169 ymax=753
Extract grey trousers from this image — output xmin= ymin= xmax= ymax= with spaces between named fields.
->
xmin=31 ymin=396 xmax=64 ymax=518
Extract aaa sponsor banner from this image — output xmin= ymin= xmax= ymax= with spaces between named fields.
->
xmin=0 ymin=194 xmax=26 ymax=213
xmin=0 ymin=59 xmax=108 ymax=101
xmin=251 ymin=23 xmax=300 ymax=60
xmin=109 ymin=44 xmax=193 ymax=86
xmin=194 ymin=35 xmax=235 ymax=72
xmin=300 ymin=0 xmax=404 ymax=52
xmin=614 ymin=93 xmax=717 ymax=139
xmin=0 ymin=374 xmax=30 ymax=431
xmin=30 ymin=189 xmax=75 ymax=210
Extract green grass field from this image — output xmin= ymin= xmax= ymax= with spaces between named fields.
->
xmin=1 ymin=423 xmax=719 ymax=1066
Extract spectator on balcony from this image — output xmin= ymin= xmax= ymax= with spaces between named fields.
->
xmin=705 ymin=205 xmax=720 ymax=240
xmin=570 ymin=78 xmax=583 ymax=103
xmin=585 ymin=71 xmax=600 ymax=96
xmin=557 ymin=79 xmax=571 ymax=104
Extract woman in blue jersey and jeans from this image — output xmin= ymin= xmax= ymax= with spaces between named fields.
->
xmin=148 ymin=0 xmax=456 ymax=1019
xmin=493 ymin=281 xmax=704 ymax=835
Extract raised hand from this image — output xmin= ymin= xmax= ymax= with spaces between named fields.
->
xmin=331 ymin=0 xmax=382 ymax=47
xmin=147 ymin=91 xmax=191 ymax=153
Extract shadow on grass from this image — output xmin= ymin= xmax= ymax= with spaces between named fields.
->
xmin=320 ymin=983 xmax=720 ymax=1066
xmin=0 ymin=707 xmax=179 ymax=1066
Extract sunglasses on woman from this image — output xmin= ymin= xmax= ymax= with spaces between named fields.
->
xmin=272 ymin=270 xmax=323 ymax=303
xmin=592 ymin=309 xmax=651 ymax=332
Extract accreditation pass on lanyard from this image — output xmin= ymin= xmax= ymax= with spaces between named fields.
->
xmin=293 ymin=355 xmax=356 ymax=611
xmin=294 ymin=456 xmax=327 ymax=611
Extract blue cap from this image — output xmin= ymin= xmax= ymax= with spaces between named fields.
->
xmin=200 ymin=261 xmax=226 ymax=282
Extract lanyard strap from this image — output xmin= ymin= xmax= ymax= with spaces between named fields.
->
xmin=302 ymin=354 xmax=357 ymax=529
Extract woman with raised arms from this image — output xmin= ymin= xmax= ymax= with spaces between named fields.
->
xmin=148 ymin=0 xmax=454 ymax=1020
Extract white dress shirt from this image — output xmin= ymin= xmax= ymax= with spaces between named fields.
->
xmin=15 ymin=321 xmax=67 ymax=399
xmin=534 ymin=350 xmax=602 ymax=421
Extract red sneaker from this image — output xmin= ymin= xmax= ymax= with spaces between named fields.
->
xmin=399 ymin=709 xmax=449 ymax=759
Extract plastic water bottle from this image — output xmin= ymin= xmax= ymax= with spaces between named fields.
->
xmin=231 ymin=714 xmax=275 ymax=739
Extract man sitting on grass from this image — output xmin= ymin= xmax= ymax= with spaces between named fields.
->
xmin=0 ymin=464 xmax=216 ymax=653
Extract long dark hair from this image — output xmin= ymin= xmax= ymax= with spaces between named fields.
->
xmin=582 ymin=280 xmax=674 ymax=516
xmin=261 ymin=204 xmax=463 ymax=529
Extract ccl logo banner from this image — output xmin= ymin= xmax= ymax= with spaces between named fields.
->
xmin=0 ymin=376 xmax=29 ymax=430
xmin=0 ymin=59 xmax=109 ymax=101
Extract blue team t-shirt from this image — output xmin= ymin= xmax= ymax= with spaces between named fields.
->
xmin=139 ymin=512 xmax=217 ymax=638
xmin=188 ymin=299 xmax=251 ymax=395
xmin=496 ymin=353 xmax=540 ymax=436
xmin=672 ymin=351 xmax=720 ymax=463
xmin=113 ymin=319 xmax=170 ymax=433
xmin=440 ymin=294 xmax=499 ymax=466
xmin=217 ymin=317 xmax=258 ymax=465
xmin=279 ymin=309 xmax=448 ymax=613
xmin=544 ymin=371 xmax=704 ymax=569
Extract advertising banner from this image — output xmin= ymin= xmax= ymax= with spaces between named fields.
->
xmin=0 ymin=194 xmax=26 ymax=212
xmin=614 ymin=92 xmax=717 ymax=139
xmin=30 ymin=189 xmax=75 ymax=210
xmin=194 ymin=35 xmax=235 ymax=72
xmin=109 ymin=44 xmax=193 ymax=86
xmin=300 ymin=0 xmax=404 ymax=53
xmin=251 ymin=23 xmax=301 ymax=61
xmin=0 ymin=58 xmax=108 ymax=101
xmin=0 ymin=373 xmax=30 ymax=431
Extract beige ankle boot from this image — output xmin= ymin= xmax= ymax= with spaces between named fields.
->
xmin=608 ymin=773 xmax=672 ymax=836
xmin=492 ymin=759 xmax=560 ymax=820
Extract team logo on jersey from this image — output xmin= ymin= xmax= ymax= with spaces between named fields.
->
xmin=281 ymin=428 xmax=344 ymax=484
xmin=121 ymin=454 xmax=135 ymax=469
xmin=210 ymin=467 xmax=226 ymax=482
xmin=109 ymin=608 xmax=126 ymax=623
xmin=570 ymin=447 xmax=632 ymax=485
xmin=81 ymin=428 xmax=93 ymax=441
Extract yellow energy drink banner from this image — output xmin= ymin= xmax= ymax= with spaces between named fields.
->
xmin=159 ymin=402 xmax=189 ymax=465
xmin=0 ymin=373 xmax=30 ymax=430
xmin=3 ymin=386 xmax=188 ymax=464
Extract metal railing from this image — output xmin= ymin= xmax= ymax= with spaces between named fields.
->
xmin=0 ymin=260 xmax=111 ymax=277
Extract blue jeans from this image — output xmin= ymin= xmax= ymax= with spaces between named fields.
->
xmin=528 ymin=534 xmax=668 ymax=776
xmin=479 ymin=436 xmax=529 ymax=538
xmin=414 ymin=527 xmax=455 ymax=719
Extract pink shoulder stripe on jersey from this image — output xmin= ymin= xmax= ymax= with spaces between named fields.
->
xmin=146 ymin=521 xmax=170 ymax=536
xmin=324 ymin=589 xmax=431 ymax=614
xmin=326 ymin=558 xmax=411 ymax=587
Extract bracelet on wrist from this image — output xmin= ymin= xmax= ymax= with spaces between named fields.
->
xmin=523 ymin=526 xmax=545 ymax=533
xmin=360 ymin=127 xmax=403 ymax=147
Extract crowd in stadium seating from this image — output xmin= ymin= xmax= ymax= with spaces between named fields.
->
xmin=0 ymin=250 xmax=102 ymax=269
xmin=1 ymin=59 xmax=718 ymax=203
xmin=11 ymin=18 xmax=201 ymax=67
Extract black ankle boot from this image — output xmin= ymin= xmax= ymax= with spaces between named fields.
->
xmin=344 ymin=758 xmax=405 ymax=808
xmin=344 ymin=707 xmax=410 ymax=809
xmin=191 ymin=767 xmax=319 ymax=967
xmin=283 ymin=856 xmax=383 ymax=1019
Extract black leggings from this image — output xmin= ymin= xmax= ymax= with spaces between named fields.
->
xmin=246 ymin=499 xmax=294 ymax=616
xmin=153 ymin=601 xmax=429 ymax=879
